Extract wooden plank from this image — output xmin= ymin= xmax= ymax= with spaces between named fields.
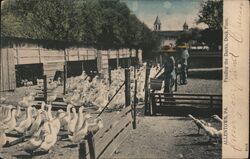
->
xmin=153 ymin=93 xmax=222 ymax=97
xmin=95 ymin=113 xmax=132 ymax=158
xmin=100 ymin=121 xmax=132 ymax=158
xmin=7 ymin=49 xmax=16 ymax=90
xmin=154 ymin=97 xmax=211 ymax=100
xmin=94 ymin=106 xmax=131 ymax=139
xmin=2 ymin=49 xmax=8 ymax=91
xmin=159 ymin=101 xmax=212 ymax=105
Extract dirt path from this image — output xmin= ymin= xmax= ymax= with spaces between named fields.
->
xmin=112 ymin=116 xmax=221 ymax=159
xmin=112 ymin=78 xmax=222 ymax=159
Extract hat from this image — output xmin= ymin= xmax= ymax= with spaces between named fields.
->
xmin=177 ymin=44 xmax=188 ymax=49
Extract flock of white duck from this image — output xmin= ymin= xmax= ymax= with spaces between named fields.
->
xmin=63 ymin=63 xmax=160 ymax=112
xmin=0 ymin=95 xmax=103 ymax=153
xmin=0 ymin=64 xmax=162 ymax=154
xmin=188 ymin=114 xmax=222 ymax=144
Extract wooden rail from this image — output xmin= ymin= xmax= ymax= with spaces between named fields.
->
xmin=81 ymin=106 xmax=133 ymax=159
xmin=150 ymin=93 xmax=222 ymax=117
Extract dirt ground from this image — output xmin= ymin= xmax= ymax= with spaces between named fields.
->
xmin=0 ymin=77 xmax=222 ymax=159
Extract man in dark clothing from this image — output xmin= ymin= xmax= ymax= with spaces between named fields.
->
xmin=164 ymin=55 xmax=176 ymax=94
xmin=180 ymin=47 xmax=189 ymax=84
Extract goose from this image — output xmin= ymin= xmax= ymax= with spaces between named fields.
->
xmin=15 ymin=106 xmax=33 ymax=133
xmin=4 ymin=109 xmax=17 ymax=133
xmin=211 ymin=115 xmax=222 ymax=123
xmin=68 ymin=107 xmax=78 ymax=134
xmin=68 ymin=115 xmax=93 ymax=143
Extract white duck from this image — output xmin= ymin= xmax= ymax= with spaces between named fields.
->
xmin=39 ymin=111 xmax=62 ymax=152
xmin=0 ymin=97 xmax=6 ymax=104
xmin=188 ymin=114 xmax=206 ymax=134
xmin=211 ymin=115 xmax=222 ymax=123
xmin=74 ymin=107 xmax=91 ymax=133
xmin=0 ymin=131 xmax=7 ymax=148
xmin=23 ymin=123 xmax=44 ymax=154
xmin=0 ymin=122 xmax=8 ymax=147
xmin=4 ymin=109 xmax=17 ymax=133
xmin=70 ymin=90 xmax=83 ymax=106
xmin=68 ymin=107 xmax=78 ymax=134
xmin=68 ymin=115 xmax=93 ymax=143
xmin=28 ymin=109 xmax=44 ymax=135
xmin=58 ymin=104 xmax=74 ymax=130
xmin=47 ymin=92 xmax=58 ymax=104
xmin=15 ymin=106 xmax=33 ymax=133
xmin=197 ymin=120 xmax=222 ymax=143
xmin=2 ymin=105 xmax=14 ymax=122
xmin=46 ymin=104 xmax=53 ymax=121
xmin=87 ymin=117 xmax=104 ymax=134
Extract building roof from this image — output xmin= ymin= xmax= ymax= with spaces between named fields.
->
xmin=154 ymin=16 xmax=161 ymax=25
xmin=155 ymin=30 xmax=183 ymax=38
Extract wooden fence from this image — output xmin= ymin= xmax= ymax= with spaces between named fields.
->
xmin=150 ymin=93 xmax=222 ymax=117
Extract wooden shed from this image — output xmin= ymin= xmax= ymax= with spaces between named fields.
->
xmin=0 ymin=48 xmax=16 ymax=91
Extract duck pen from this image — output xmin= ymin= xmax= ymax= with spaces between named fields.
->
xmin=78 ymin=68 xmax=137 ymax=159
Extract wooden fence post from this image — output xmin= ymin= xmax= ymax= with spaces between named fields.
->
xmin=15 ymin=47 xmax=19 ymax=65
xmin=63 ymin=65 xmax=66 ymax=95
xmin=79 ymin=140 xmax=87 ymax=159
xmin=210 ymin=96 xmax=214 ymax=109
xmin=116 ymin=50 xmax=119 ymax=68
xmin=133 ymin=78 xmax=137 ymax=129
xmin=175 ymin=68 xmax=178 ymax=91
xmin=43 ymin=75 xmax=47 ymax=104
xmin=87 ymin=132 xmax=96 ymax=159
xmin=144 ymin=64 xmax=151 ymax=115
xmin=125 ymin=69 xmax=130 ymax=107
xmin=38 ymin=48 xmax=41 ymax=63
xmin=108 ymin=68 xmax=112 ymax=85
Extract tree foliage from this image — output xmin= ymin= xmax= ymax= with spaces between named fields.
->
xmin=1 ymin=0 xmax=160 ymax=51
xmin=196 ymin=0 xmax=223 ymax=30
xmin=195 ymin=0 xmax=222 ymax=50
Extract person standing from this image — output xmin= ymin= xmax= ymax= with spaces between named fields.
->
xmin=180 ymin=47 xmax=189 ymax=84
xmin=164 ymin=55 xmax=176 ymax=94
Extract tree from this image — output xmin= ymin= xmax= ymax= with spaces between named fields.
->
xmin=196 ymin=0 xmax=222 ymax=50
xmin=196 ymin=0 xmax=223 ymax=30
xmin=1 ymin=0 xmax=159 ymax=54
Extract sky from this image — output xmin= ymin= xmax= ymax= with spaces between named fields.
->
xmin=120 ymin=0 xmax=207 ymax=30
